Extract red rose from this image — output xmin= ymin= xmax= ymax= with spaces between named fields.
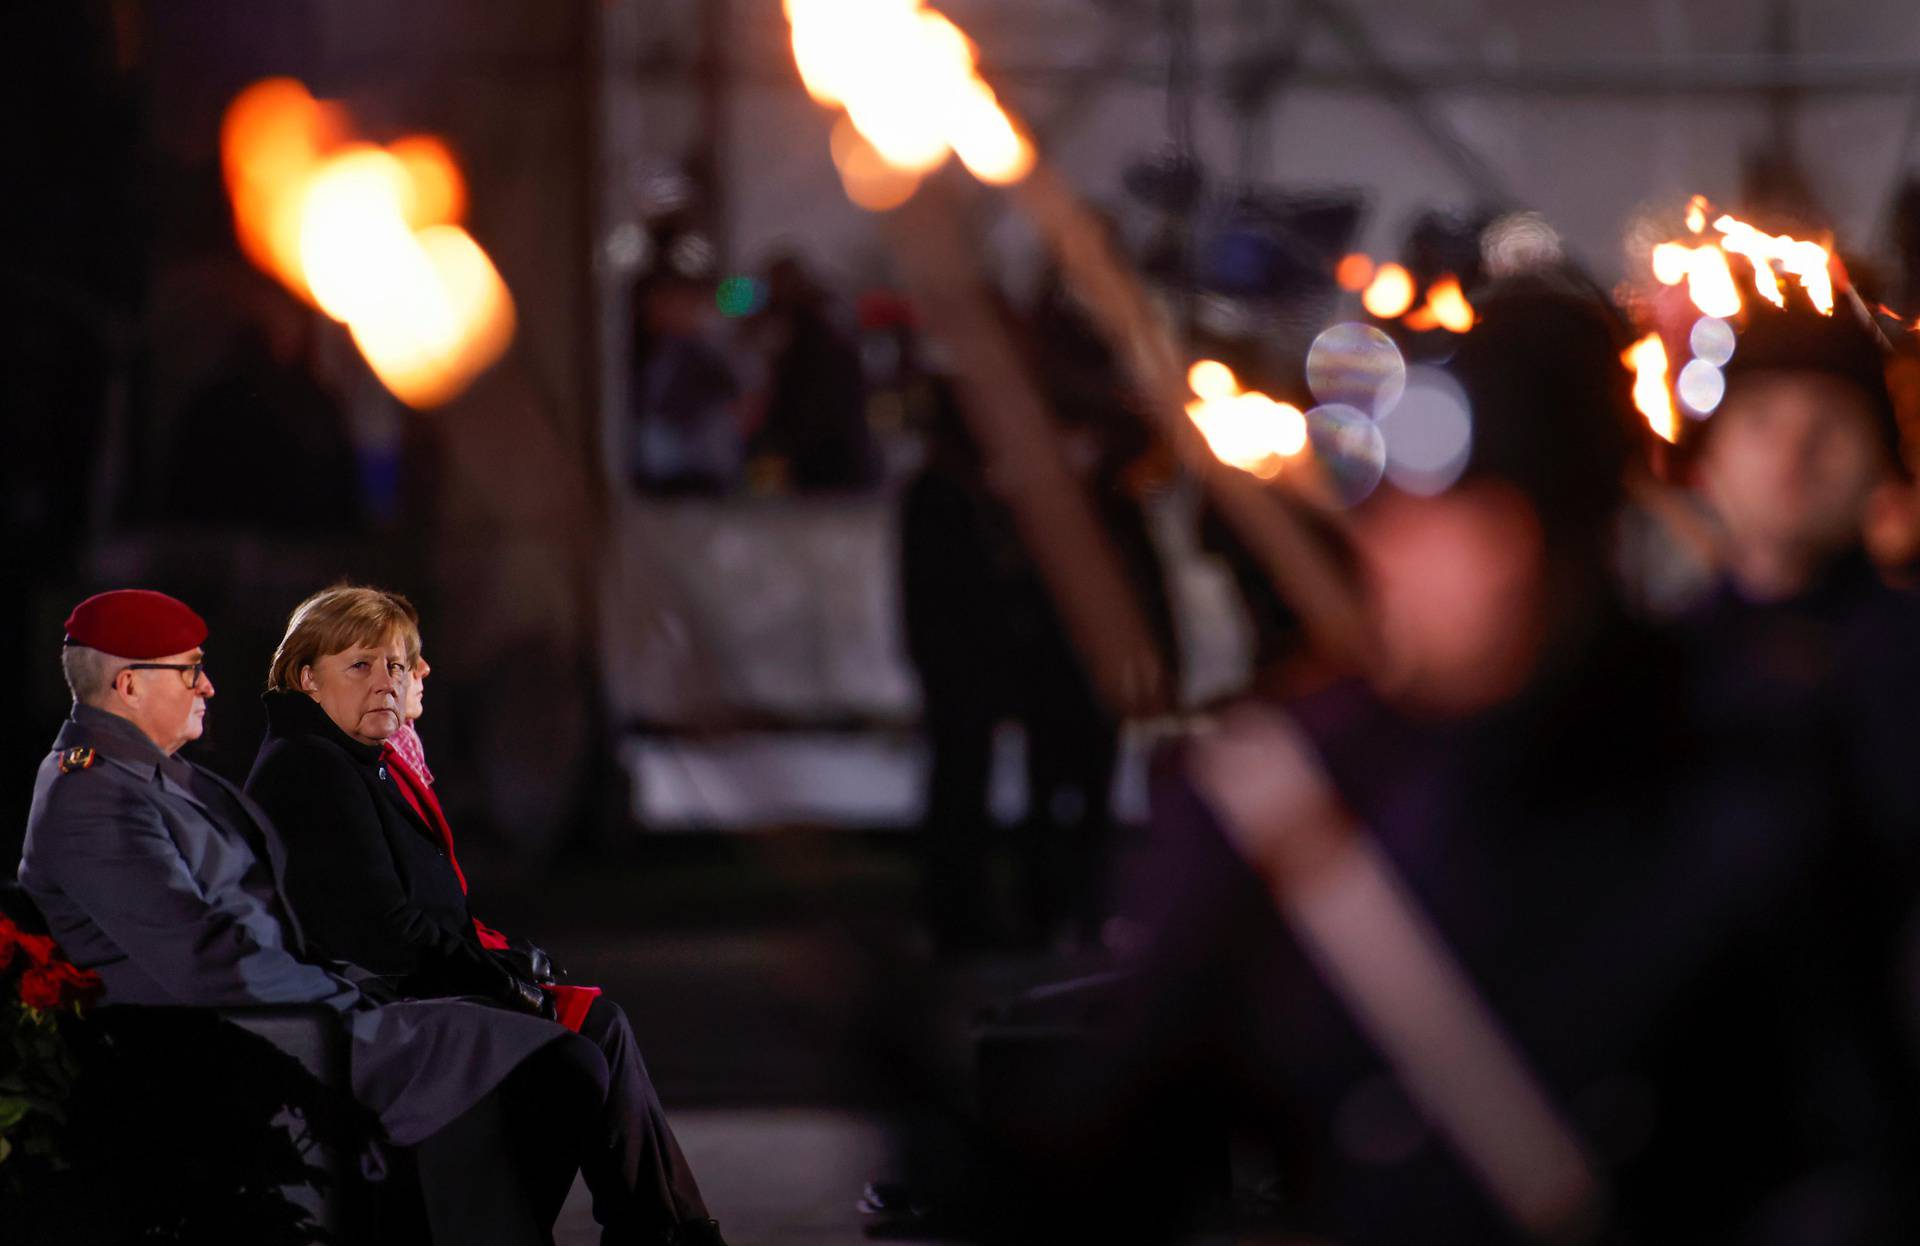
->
xmin=0 ymin=918 xmax=17 ymax=973
xmin=16 ymin=932 xmax=57 ymax=968
xmin=18 ymin=964 xmax=65 ymax=1010
xmin=60 ymin=961 xmax=103 ymax=1009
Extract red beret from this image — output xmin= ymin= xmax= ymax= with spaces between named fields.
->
xmin=63 ymin=590 xmax=208 ymax=660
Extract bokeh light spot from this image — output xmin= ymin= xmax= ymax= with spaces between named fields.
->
xmin=1306 ymin=403 xmax=1387 ymax=506
xmin=1307 ymin=322 xmax=1407 ymax=417
xmin=716 ymin=275 xmax=765 ymax=318
xmin=1689 ymin=316 xmax=1736 ymax=367
xmin=1362 ymin=263 xmax=1416 ymax=320
xmin=1187 ymin=359 xmax=1240 ymax=403
xmin=1378 ymin=366 xmax=1473 ymax=496
xmin=1335 ymin=253 xmax=1375 ymax=292
xmin=1480 ymin=211 xmax=1564 ymax=278
xmin=1677 ymin=358 xmax=1725 ymax=416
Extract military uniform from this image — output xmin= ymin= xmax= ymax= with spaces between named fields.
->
xmin=18 ymin=704 xmax=589 ymax=1149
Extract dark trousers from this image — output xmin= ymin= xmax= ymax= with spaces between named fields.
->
xmin=412 ymin=998 xmax=707 ymax=1245
xmin=921 ymin=685 xmax=1120 ymax=952
xmin=577 ymin=996 xmax=709 ymax=1240
xmin=922 ymin=697 xmax=998 ymax=951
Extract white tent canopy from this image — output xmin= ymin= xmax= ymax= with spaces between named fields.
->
xmin=606 ymin=0 xmax=1920 ymax=289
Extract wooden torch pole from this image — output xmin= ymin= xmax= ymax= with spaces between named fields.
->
xmin=1011 ymin=162 xmax=1379 ymax=671
xmin=882 ymin=179 xmax=1170 ymax=718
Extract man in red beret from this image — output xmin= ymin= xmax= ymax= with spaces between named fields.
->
xmin=57 ymin=588 xmax=216 ymax=756
xmin=20 ymin=590 xmax=714 ymax=1246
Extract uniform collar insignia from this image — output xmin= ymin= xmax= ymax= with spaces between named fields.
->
xmin=58 ymin=705 xmax=171 ymax=780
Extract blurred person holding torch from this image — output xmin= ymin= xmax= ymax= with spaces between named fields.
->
xmin=901 ymin=285 xmax=1177 ymax=955
xmin=993 ymin=279 xmax=1920 ymax=1244
xmin=1682 ymin=291 xmax=1920 ymax=1009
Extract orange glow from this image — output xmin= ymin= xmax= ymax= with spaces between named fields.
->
xmin=1335 ymin=253 xmax=1375 ymax=292
xmin=1655 ymin=198 xmax=1839 ymax=319
xmin=947 ymin=75 xmax=1034 ymax=184
xmin=1713 ymin=214 xmax=1835 ymax=315
xmin=1184 ymin=360 xmax=1307 ymax=478
xmin=360 ymin=225 xmax=516 ymax=409
xmin=1187 ymin=359 xmax=1239 ymax=403
xmin=1684 ymin=245 xmax=1743 ymax=319
xmin=830 ymin=116 xmax=924 ymax=211
xmin=221 ymin=78 xmax=515 ymax=408
xmin=1425 ymin=277 xmax=1476 ymax=333
xmin=1651 ymin=243 xmax=1693 ymax=287
xmin=1650 ymin=241 xmax=1742 ymax=314
xmin=1390 ymin=275 xmax=1474 ymax=333
xmin=388 ymin=136 xmax=467 ymax=227
xmin=786 ymin=0 xmax=1033 ymax=199
xmin=1622 ymin=333 xmax=1678 ymax=443
xmin=221 ymin=78 xmax=342 ymax=299
xmin=1362 ymin=263 xmax=1416 ymax=319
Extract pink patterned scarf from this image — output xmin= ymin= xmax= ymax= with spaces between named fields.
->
xmin=387 ymin=720 xmax=434 ymax=786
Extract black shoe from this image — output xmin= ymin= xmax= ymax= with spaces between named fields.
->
xmin=666 ymin=1218 xmax=726 ymax=1246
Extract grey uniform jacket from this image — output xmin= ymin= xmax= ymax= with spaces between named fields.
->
xmin=17 ymin=705 xmax=590 ymax=1146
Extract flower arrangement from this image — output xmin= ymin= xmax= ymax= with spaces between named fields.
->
xmin=0 ymin=914 xmax=102 ymax=1171
xmin=0 ymin=913 xmax=346 ymax=1243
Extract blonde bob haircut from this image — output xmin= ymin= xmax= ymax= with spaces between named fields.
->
xmin=266 ymin=584 xmax=422 ymax=693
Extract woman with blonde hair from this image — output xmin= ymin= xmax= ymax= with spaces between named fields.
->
xmin=246 ymin=583 xmax=721 ymax=1246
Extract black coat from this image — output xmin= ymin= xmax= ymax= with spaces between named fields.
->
xmin=245 ymin=691 xmax=514 ymax=1004
xmin=23 ymin=705 xmax=576 ymax=1147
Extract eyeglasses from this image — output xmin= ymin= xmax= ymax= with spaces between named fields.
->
xmin=122 ymin=661 xmax=206 ymax=690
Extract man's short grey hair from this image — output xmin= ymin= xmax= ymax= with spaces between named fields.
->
xmin=61 ymin=644 xmax=121 ymax=705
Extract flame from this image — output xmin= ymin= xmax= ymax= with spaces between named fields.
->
xmin=221 ymin=78 xmax=343 ymax=298
xmin=1335 ymin=253 xmax=1375 ymax=292
xmin=1387 ymin=274 xmax=1475 ymax=332
xmin=830 ymin=116 xmax=923 ymax=211
xmin=388 ymin=136 xmax=467 ymax=228
xmin=1649 ymin=241 xmax=1741 ymax=315
xmin=1187 ymin=359 xmax=1238 ymax=402
xmin=1183 ymin=360 xmax=1307 ymax=478
xmin=1712 ymin=214 xmax=1834 ymax=315
xmin=1684 ymin=245 xmax=1743 ymax=319
xmin=221 ymin=78 xmax=514 ymax=408
xmin=1622 ymin=333 xmax=1678 ymax=443
xmin=786 ymin=0 xmax=1033 ymax=204
xmin=1425 ymin=277 xmax=1476 ymax=333
xmin=1362 ymin=263 xmax=1416 ymax=320
xmin=1653 ymin=198 xmax=1840 ymax=319
xmin=1651 ymin=243 xmax=1693 ymax=287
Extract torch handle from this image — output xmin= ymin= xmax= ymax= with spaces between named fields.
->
xmin=1011 ymin=163 xmax=1379 ymax=670
xmin=885 ymin=183 xmax=1171 ymax=718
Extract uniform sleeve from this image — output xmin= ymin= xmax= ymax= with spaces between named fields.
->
xmin=40 ymin=776 xmax=360 ymax=1010
xmin=249 ymin=739 xmax=512 ymax=1001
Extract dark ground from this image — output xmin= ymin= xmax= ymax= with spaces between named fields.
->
xmin=456 ymin=830 xmax=1121 ymax=1245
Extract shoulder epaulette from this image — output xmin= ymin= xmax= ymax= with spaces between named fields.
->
xmin=59 ymin=747 xmax=97 ymax=774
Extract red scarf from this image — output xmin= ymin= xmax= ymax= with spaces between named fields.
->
xmin=380 ymin=744 xmax=601 ymax=1032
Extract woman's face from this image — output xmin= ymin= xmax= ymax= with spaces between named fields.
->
xmin=404 ymin=655 xmax=430 ymax=722
xmin=300 ymin=636 xmax=409 ymax=746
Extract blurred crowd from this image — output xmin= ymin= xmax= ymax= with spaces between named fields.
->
xmin=622 ymin=203 xmax=1920 ymax=1241
xmin=852 ymin=254 xmax=1920 ymax=1243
